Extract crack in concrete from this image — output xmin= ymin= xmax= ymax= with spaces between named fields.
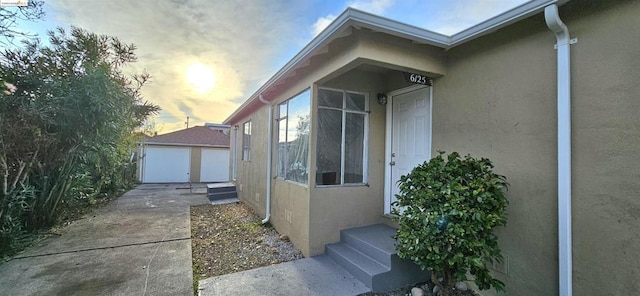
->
xmin=9 ymin=237 xmax=191 ymax=260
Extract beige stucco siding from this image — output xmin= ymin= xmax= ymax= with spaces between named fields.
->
xmin=308 ymin=69 xmax=389 ymax=255
xmin=235 ymin=107 xmax=269 ymax=218
xmin=565 ymin=1 xmax=640 ymax=295
xmin=434 ymin=1 xmax=640 ymax=295
xmin=435 ymin=16 xmax=557 ymax=296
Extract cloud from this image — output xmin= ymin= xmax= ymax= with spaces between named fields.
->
xmin=50 ymin=0 xmax=296 ymax=133
xmin=311 ymin=0 xmax=396 ymax=36
xmin=312 ymin=14 xmax=338 ymax=36
xmin=348 ymin=0 xmax=395 ymax=14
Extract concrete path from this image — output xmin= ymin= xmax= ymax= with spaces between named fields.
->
xmin=0 ymin=183 xmax=211 ymax=296
xmin=198 ymin=255 xmax=370 ymax=296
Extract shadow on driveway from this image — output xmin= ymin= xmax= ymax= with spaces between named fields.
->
xmin=0 ymin=183 xmax=210 ymax=296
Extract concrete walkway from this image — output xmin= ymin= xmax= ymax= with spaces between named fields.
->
xmin=0 ymin=183 xmax=211 ymax=296
xmin=198 ymin=255 xmax=370 ymax=296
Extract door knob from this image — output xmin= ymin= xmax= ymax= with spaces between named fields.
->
xmin=390 ymin=161 xmax=396 ymax=166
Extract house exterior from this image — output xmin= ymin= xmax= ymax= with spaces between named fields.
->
xmin=138 ymin=125 xmax=230 ymax=183
xmin=223 ymin=1 xmax=640 ymax=295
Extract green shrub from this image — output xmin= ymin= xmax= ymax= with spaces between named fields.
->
xmin=392 ymin=151 xmax=509 ymax=295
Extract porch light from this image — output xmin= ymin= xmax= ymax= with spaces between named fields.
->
xmin=377 ymin=93 xmax=387 ymax=105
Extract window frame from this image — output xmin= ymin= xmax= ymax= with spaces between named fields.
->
xmin=316 ymin=87 xmax=369 ymax=187
xmin=242 ymin=120 xmax=251 ymax=161
xmin=276 ymin=89 xmax=311 ymax=184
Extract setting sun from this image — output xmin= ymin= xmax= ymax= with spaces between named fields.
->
xmin=186 ymin=63 xmax=216 ymax=94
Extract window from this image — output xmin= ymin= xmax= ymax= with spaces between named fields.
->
xmin=316 ymin=88 xmax=368 ymax=186
xmin=276 ymin=89 xmax=310 ymax=184
xmin=232 ymin=126 xmax=238 ymax=179
xmin=242 ymin=121 xmax=251 ymax=161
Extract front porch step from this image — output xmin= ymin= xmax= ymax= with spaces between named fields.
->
xmin=324 ymin=224 xmax=430 ymax=293
xmin=207 ymin=183 xmax=237 ymax=201
xmin=325 ymin=243 xmax=390 ymax=289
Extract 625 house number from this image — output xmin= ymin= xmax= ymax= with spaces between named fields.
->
xmin=402 ymin=71 xmax=432 ymax=85
xmin=409 ymin=73 xmax=428 ymax=84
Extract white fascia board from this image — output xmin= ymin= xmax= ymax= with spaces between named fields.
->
xmin=450 ymin=0 xmax=569 ymax=48
xmin=144 ymin=142 xmax=229 ymax=148
xmin=346 ymin=9 xmax=450 ymax=47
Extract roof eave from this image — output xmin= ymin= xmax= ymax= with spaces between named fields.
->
xmin=223 ymin=0 xmax=570 ymax=124
xmin=449 ymin=0 xmax=569 ymax=48
xmin=143 ymin=142 xmax=230 ymax=148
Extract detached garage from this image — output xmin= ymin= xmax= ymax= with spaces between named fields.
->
xmin=138 ymin=125 xmax=230 ymax=183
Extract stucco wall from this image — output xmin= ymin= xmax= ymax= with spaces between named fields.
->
xmin=434 ymin=1 xmax=640 ymax=295
xmin=308 ymin=69 xmax=387 ymax=255
xmin=564 ymin=1 xmax=640 ymax=295
xmin=235 ymin=107 xmax=269 ymax=218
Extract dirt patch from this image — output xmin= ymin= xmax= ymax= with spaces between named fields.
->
xmin=190 ymin=202 xmax=303 ymax=281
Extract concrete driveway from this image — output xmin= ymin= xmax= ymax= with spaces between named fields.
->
xmin=0 ymin=183 xmax=210 ymax=296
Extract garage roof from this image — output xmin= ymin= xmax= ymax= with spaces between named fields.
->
xmin=145 ymin=126 xmax=230 ymax=148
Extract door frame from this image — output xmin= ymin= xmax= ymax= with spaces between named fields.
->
xmin=384 ymin=84 xmax=433 ymax=214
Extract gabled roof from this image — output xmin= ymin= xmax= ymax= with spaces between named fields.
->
xmin=145 ymin=126 xmax=230 ymax=147
xmin=223 ymin=0 xmax=569 ymax=125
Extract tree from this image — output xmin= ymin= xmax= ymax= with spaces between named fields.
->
xmin=0 ymin=0 xmax=45 ymax=45
xmin=392 ymin=152 xmax=509 ymax=296
xmin=0 ymin=26 xmax=159 ymax=254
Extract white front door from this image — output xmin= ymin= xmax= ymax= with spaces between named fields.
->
xmin=384 ymin=85 xmax=432 ymax=214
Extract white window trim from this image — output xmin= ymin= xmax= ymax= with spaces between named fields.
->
xmin=276 ymin=89 xmax=311 ymax=184
xmin=316 ymin=87 xmax=369 ymax=187
xmin=232 ymin=125 xmax=238 ymax=180
xmin=242 ymin=120 xmax=251 ymax=161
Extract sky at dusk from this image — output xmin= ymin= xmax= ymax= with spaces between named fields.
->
xmin=12 ymin=0 xmax=530 ymax=133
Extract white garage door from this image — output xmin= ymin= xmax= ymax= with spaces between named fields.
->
xmin=200 ymin=148 xmax=230 ymax=182
xmin=143 ymin=147 xmax=190 ymax=183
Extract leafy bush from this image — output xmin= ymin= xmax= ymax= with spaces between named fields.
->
xmin=0 ymin=184 xmax=35 ymax=254
xmin=392 ymin=151 xmax=509 ymax=296
xmin=0 ymin=27 xmax=158 ymax=258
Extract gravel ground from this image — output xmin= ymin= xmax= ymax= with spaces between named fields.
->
xmin=190 ymin=202 xmax=480 ymax=296
xmin=190 ymin=202 xmax=303 ymax=281
xmin=359 ymin=281 xmax=479 ymax=296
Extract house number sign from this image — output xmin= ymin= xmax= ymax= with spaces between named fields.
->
xmin=402 ymin=72 xmax=433 ymax=86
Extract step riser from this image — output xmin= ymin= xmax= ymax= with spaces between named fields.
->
xmin=326 ymin=245 xmax=374 ymax=288
xmin=341 ymin=232 xmax=392 ymax=267
xmin=208 ymin=191 xmax=237 ymax=201
xmin=208 ymin=187 xmax=236 ymax=194
xmin=327 ymin=224 xmax=432 ymax=293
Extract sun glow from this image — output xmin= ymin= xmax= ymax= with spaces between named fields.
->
xmin=186 ymin=63 xmax=216 ymax=94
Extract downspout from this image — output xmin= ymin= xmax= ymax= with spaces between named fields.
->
xmin=545 ymin=4 xmax=574 ymax=296
xmin=258 ymin=94 xmax=273 ymax=224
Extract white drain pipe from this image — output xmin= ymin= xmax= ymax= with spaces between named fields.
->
xmin=545 ymin=4 xmax=573 ymax=296
xmin=259 ymin=94 xmax=273 ymax=224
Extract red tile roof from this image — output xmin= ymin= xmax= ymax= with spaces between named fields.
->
xmin=146 ymin=126 xmax=230 ymax=147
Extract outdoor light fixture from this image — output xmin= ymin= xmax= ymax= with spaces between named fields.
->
xmin=377 ymin=93 xmax=387 ymax=105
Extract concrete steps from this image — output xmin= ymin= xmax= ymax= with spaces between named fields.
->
xmin=207 ymin=182 xmax=237 ymax=202
xmin=325 ymin=224 xmax=430 ymax=293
